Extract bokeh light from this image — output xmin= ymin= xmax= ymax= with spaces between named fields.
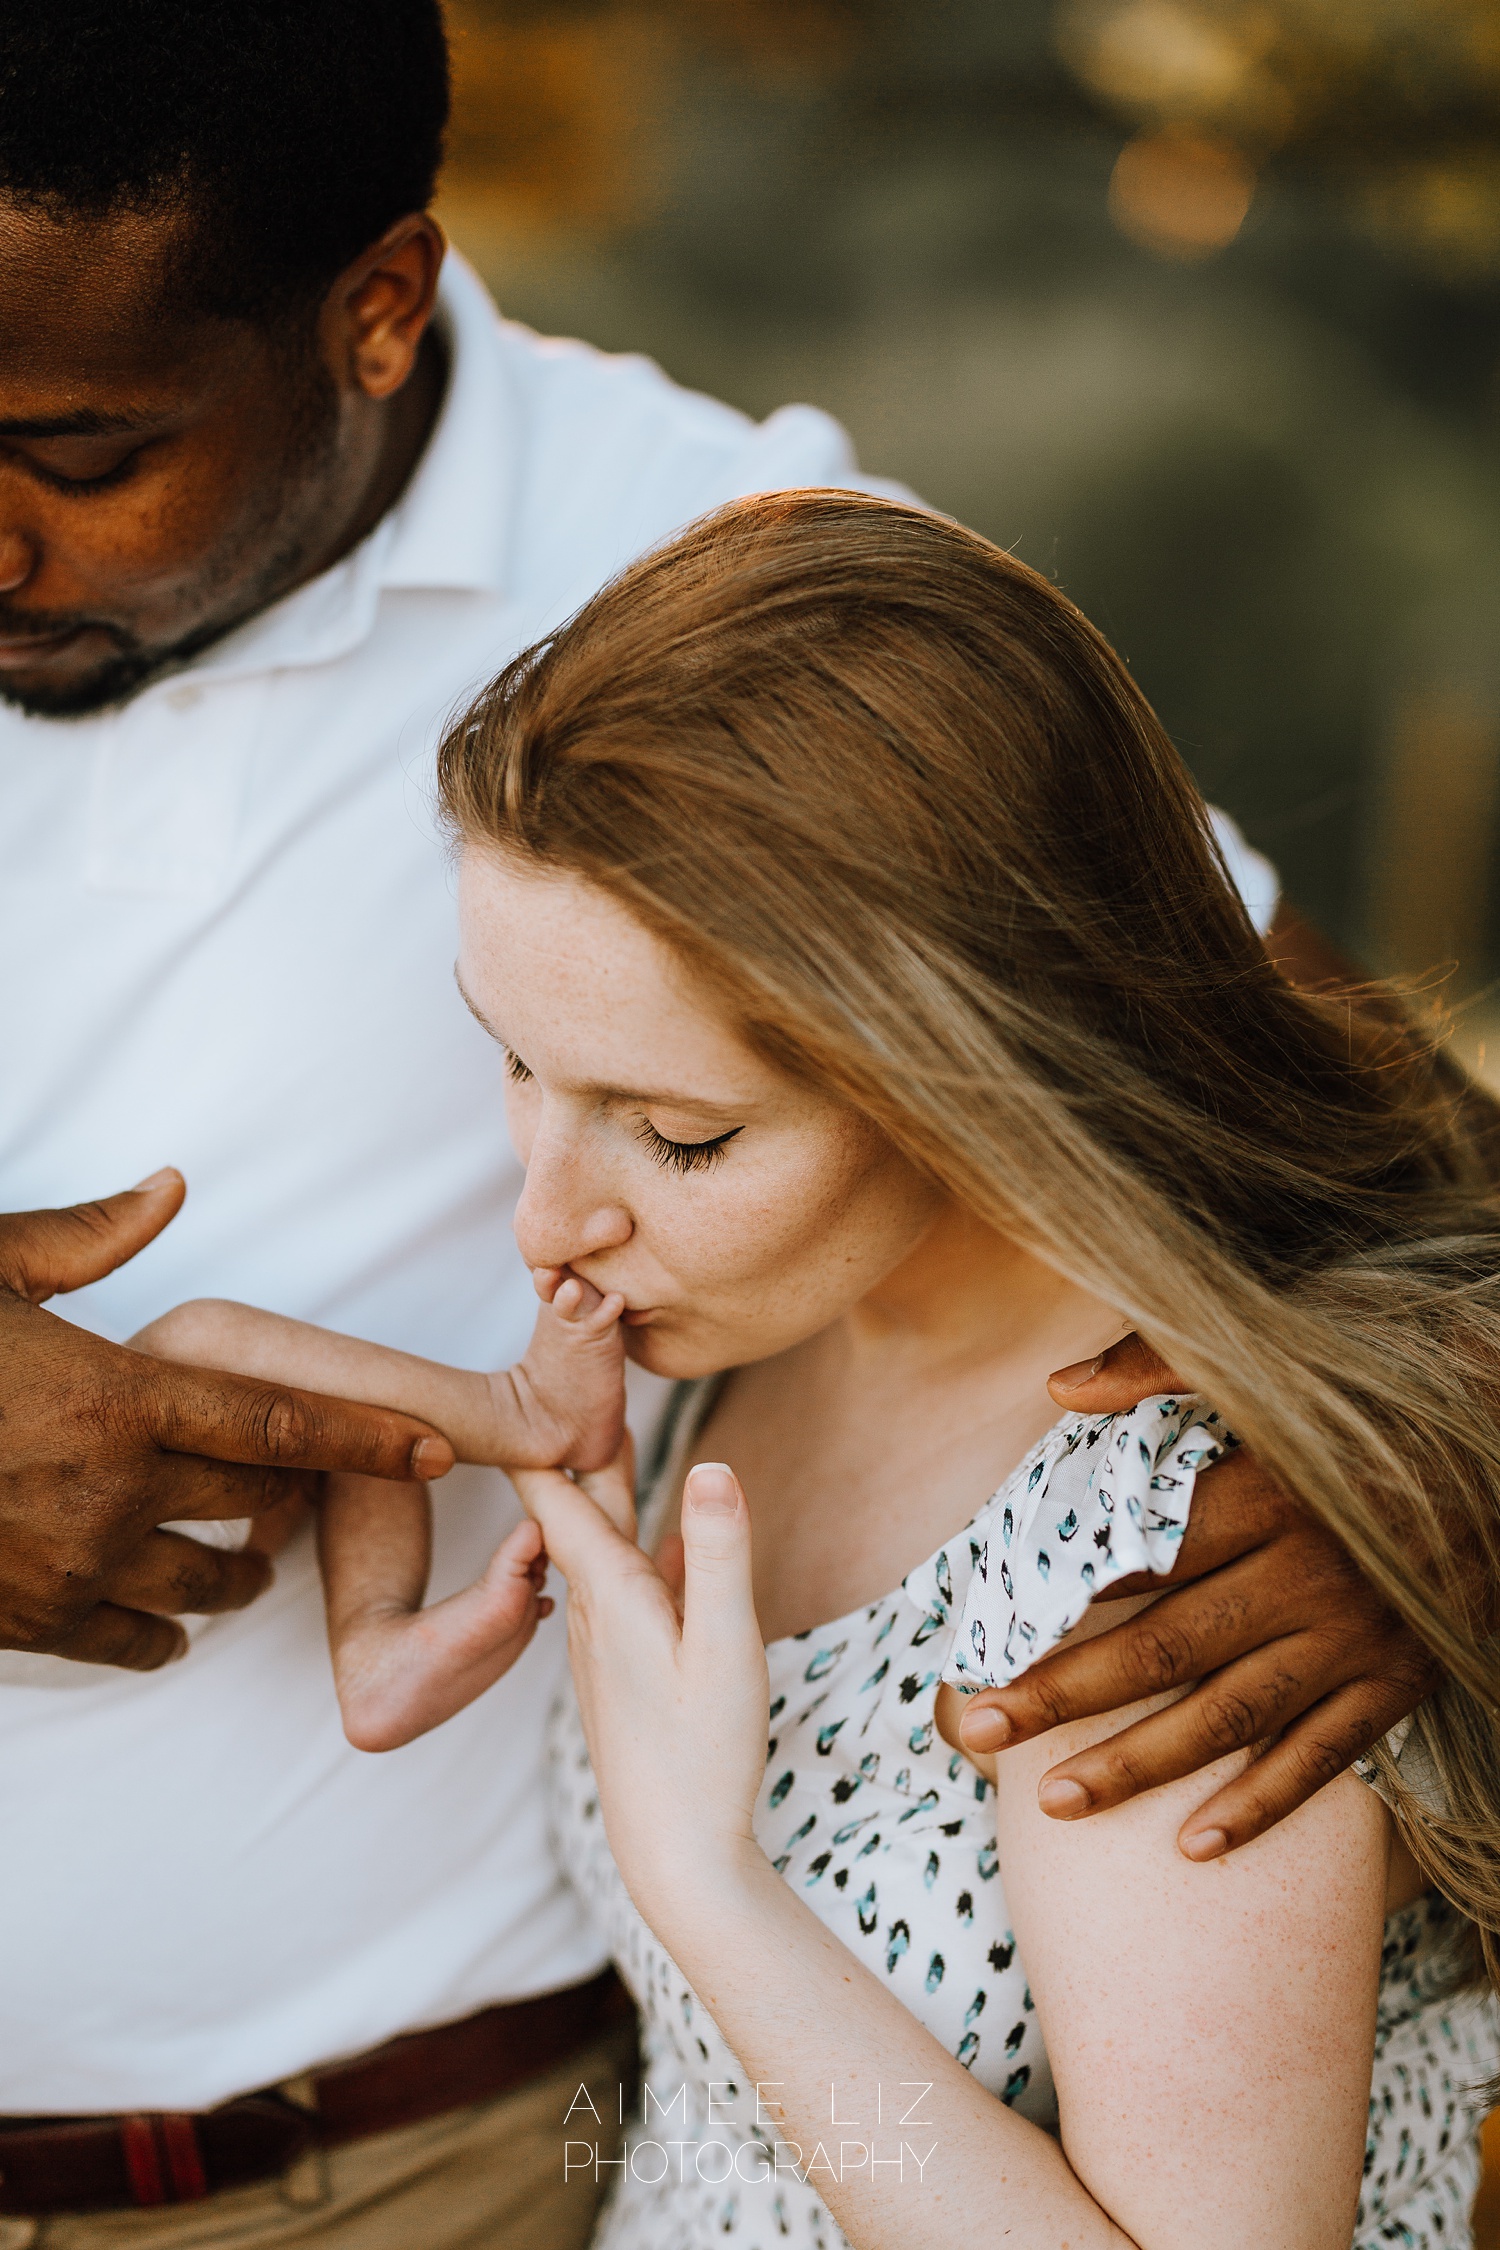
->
xmin=438 ymin=0 xmax=1500 ymax=1082
xmin=1107 ymin=126 xmax=1257 ymax=258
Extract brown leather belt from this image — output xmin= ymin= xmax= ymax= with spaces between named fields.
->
xmin=0 ymin=1968 xmax=634 ymax=2216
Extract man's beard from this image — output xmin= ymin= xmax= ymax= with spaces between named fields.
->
xmin=0 ymin=584 xmax=313 ymax=719
xmin=0 ymin=520 xmax=334 ymax=721
xmin=0 ymin=617 xmax=182 ymax=718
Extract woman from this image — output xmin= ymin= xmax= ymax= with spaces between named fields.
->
xmin=140 ymin=489 xmax=1500 ymax=2244
xmin=435 ymin=491 xmax=1500 ymax=2248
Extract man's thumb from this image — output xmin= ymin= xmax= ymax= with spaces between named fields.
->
xmin=0 ymin=1169 xmax=186 ymax=1303
xmin=680 ymin=1462 xmax=759 ymax=1652
xmin=1047 ymin=1330 xmax=1186 ymax=1413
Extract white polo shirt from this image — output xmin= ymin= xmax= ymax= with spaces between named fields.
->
xmin=0 ymin=253 xmax=1276 ymax=2112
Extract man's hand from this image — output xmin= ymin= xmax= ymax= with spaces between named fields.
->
xmin=0 ymin=1171 xmax=455 ymax=1672
xmin=957 ymin=1334 xmax=1436 ymax=1859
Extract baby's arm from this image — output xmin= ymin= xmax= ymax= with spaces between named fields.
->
xmin=134 ymin=1275 xmax=626 ymax=1747
xmin=316 ymin=1472 xmax=555 ymax=1751
xmin=133 ymin=1272 xmax=626 ymax=1473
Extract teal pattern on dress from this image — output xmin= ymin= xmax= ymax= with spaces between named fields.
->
xmin=547 ymin=1384 xmax=1499 ymax=2250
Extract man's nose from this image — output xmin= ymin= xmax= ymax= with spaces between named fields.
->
xmin=0 ymin=519 xmax=37 ymax=594
xmin=0 ymin=527 xmax=36 ymax=594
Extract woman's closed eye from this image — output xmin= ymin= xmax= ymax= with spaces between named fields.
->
xmin=503 ymin=1049 xmax=740 ymax=1173
xmin=634 ymin=1118 xmax=743 ymax=1175
xmin=634 ymin=1120 xmax=746 ymax=1179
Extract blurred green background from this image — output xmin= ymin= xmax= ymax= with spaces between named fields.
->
xmin=435 ymin=0 xmax=1500 ymax=1058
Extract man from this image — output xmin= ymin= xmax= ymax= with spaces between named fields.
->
xmin=0 ymin=3 xmax=1434 ymax=2243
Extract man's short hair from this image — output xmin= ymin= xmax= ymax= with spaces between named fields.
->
xmin=0 ymin=0 xmax=450 ymax=319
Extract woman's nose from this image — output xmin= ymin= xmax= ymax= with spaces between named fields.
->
xmin=513 ymin=1134 xmax=633 ymax=1272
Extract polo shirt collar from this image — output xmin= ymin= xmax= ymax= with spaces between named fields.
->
xmin=175 ymin=250 xmax=514 ymax=688
xmin=379 ymin=251 xmax=513 ymax=599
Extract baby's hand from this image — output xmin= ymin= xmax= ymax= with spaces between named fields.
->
xmin=489 ymin=1269 xmax=626 ymax=1474
xmin=321 ymin=1475 xmax=553 ymax=1752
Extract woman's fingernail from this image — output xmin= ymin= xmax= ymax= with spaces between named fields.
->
xmin=686 ymin=1462 xmax=739 ymax=1515
xmin=1037 ymin=1777 xmax=1091 ymax=1818
xmin=960 ymin=1707 xmax=1013 ymax=1750
xmin=411 ymin=1436 xmax=454 ymax=1479
xmin=131 ymin=1167 xmax=179 ymax=1191
xmin=1180 ymin=1828 xmax=1228 ymax=1862
xmin=1051 ymin=1354 xmax=1105 ymax=1392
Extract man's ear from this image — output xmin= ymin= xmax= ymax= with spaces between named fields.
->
xmin=320 ymin=213 xmax=446 ymax=401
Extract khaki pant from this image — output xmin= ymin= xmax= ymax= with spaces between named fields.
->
xmin=2 ymin=2017 xmax=638 ymax=2250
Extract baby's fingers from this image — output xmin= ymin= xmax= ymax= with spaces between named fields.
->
xmin=491 ymin=1514 xmax=546 ymax=1577
xmin=453 ymin=1518 xmax=553 ymax=1635
xmin=532 ymin=1265 xmax=565 ymax=1305
xmin=336 ymin=1519 xmax=551 ymax=1751
xmin=534 ymin=1263 xmax=597 ymax=1318
xmin=549 ymin=1269 xmax=626 ymax=1334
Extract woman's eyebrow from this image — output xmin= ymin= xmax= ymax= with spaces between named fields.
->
xmin=450 ymin=969 xmax=748 ymax=1113
xmin=594 ymin=1083 xmax=746 ymax=1115
xmin=452 ymin=965 xmax=499 ymax=1038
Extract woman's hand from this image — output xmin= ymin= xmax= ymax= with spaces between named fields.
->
xmin=512 ymin=1454 xmax=770 ymax=1937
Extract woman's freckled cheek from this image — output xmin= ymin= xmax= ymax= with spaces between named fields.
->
xmin=662 ymin=1145 xmax=888 ymax=1332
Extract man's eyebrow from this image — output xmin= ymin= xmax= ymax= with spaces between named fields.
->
xmin=0 ymin=408 xmax=166 ymax=439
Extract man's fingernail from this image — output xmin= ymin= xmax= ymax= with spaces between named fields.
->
xmin=1180 ymin=1828 xmax=1228 ymax=1862
xmin=686 ymin=1462 xmax=739 ymax=1515
xmin=131 ymin=1167 xmax=179 ymax=1192
xmin=1051 ymin=1354 xmax=1105 ymax=1392
xmin=1037 ymin=1777 xmax=1091 ymax=1818
xmin=960 ymin=1707 xmax=1013 ymax=1750
xmin=412 ymin=1436 xmax=454 ymax=1479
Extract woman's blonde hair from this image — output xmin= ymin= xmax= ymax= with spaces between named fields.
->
xmin=439 ymin=490 xmax=1500 ymax=1975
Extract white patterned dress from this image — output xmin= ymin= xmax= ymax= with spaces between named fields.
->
xmin=547 ymin=1388 xmax=1500 ymax=2249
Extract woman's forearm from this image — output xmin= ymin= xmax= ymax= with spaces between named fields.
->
xmin=659 ymin=1847 xmax=1129 ymax=2250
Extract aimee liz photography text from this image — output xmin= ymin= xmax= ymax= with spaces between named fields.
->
xmin=562 ymin=2079 xmax=942 ymax=2187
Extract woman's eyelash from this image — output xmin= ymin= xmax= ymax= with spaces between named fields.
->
xmin=634 ymin=1119 xmax=743 ymax=1175
xmin=502 ymin=1050 xmax=737 ymax=1172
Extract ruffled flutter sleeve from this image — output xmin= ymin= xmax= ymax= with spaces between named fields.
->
xmin=903 ymin=1396 xmax=1237 ymax=1693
